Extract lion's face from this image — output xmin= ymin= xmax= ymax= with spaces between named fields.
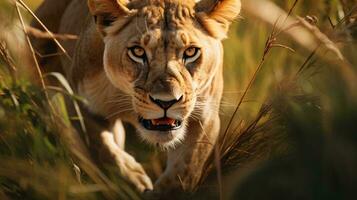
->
xmin=88 ymin=0 xmax=241 ymax=148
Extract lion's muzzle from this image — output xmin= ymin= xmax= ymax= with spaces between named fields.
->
xmin=139 ymin=93 xmax=183 ymax=131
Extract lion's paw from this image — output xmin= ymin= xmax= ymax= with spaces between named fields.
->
xmin=101 ymin=131 xmax=153 ymax=192
xmin=118 ymin=151 xmax=153 ymax=192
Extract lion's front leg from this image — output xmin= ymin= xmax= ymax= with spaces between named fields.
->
xmin=101 ymin=129 xmax=153 ymax=192
xmin=83 ymin=115 xmax=153 ymax=192
xmin=153 ymin=117 xmax=220 ymax=194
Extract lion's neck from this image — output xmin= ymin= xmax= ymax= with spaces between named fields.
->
xmin=78 ymin=72 xmax=120 ymax=118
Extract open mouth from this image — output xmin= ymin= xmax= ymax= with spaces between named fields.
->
xmin=139 ymin=117 xmax=182 ymax=131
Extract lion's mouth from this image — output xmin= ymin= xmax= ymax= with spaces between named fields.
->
xmin=139 ymin=117 xmax=182 ymax=131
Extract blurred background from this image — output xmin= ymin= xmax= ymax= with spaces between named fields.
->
xmin=1 ymin=0 xmax=357 ymax=199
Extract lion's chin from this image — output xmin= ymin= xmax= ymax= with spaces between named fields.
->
xmin=136 ymin=124 xmax=186 ymax=150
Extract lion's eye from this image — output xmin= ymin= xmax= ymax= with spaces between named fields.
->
xmin=183 ymin=47 xmax=201 ymax=64
xmin=128 ymin=46 xmax=146 ymax=64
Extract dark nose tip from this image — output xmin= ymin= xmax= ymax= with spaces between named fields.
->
xmin=149 ymin=96 xmax=182 ymax=110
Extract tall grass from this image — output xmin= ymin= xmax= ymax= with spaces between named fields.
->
xmin=1 ymin=0 xmax=357 ymax=199
xmin=1 ymin=1 xmax=141 ymax=199
xmin=198 ymin=1 xmax=357 ymax=199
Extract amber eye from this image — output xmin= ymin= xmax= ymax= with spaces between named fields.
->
xmin=132 ymin=47 xmax=145 ymax=57
xmin=183 ymin=47 xmax=201 ymax=64
xmin=128 ymin=46 xmax=146 ymax=64
xmin=184 ymin=47 xmax=197 ymax=57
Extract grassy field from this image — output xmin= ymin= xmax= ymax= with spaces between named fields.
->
xmin=1 ymin=0 xmax=357 ymax=199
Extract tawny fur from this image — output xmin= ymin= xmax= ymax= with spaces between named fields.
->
xmin=31 ymin=0 xmax=240 ymax=195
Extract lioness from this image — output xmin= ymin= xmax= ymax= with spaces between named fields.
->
xmin=31 ymin=0 xmax=241 ymax=195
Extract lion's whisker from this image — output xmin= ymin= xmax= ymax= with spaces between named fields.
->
xmin=105 ymin=108 xmax=135 ymax=119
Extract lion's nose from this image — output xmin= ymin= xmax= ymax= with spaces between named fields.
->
xmin=149 ymin=95 xmax=183 ymax=110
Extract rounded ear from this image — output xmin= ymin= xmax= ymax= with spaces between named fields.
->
xmin=195 ymin=0 xmax=241 ymax=40
xmin=87 ymin=0 xmax=131 ymax=27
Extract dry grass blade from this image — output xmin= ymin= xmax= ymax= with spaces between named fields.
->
xmin=204 ymin=13 xmax=285 ymax=199
xmin=296 ymin=46 xmax=319 ymax=75
xmin=14 ymin=1 xmax=54 ymax=113
xmin=224 ymin=103 xmax=273 ymax=159
xmin=15 ymin=0 xmax=72 ymax=61
xmin=14 ymin=2 xmax=43 ymax=89
xmin=54 ymin=117 xmax=123 ymax=199
xmin=242 ymin=0 xmax=344 ymax=61
xmin=295 ymin=7 xmax=357 ymax=93
xmin=220 ymin=49 xmax=268 ymax=151
xmin=219 ymin=12 xmax=285 ymax=153
xmin=243 ymin=0 xmax=308 ymax=45
xmin=35 ymin=51 xmax=66 ymax=59
xmin=47 ymin=72 xmax=88 ymax=141
xmin=0 ymin=41 xmax=16 ymax=81
xmin=70 ymin=149 xmax=120 ymax=200
xmin=296 ymin=16 xmax=344 ymax=60
xmin=339 ymin=0 xmax=357 ymax=24
xmin=200 ymin=1 xmax=302 ymax=194
xmin=213 ymin=145 xmax=223 ymax=200
xmin=25 ymin=26 xmax=78 ymax=41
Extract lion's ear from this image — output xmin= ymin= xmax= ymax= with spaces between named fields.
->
xmin=88 ymin=0 xmax=131 ymax=27
xmin=195 ymin=0 xmax=241 ymax=40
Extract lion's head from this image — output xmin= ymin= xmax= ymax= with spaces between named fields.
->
xmin=87 ymin=0 xmax=241 ymax=148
